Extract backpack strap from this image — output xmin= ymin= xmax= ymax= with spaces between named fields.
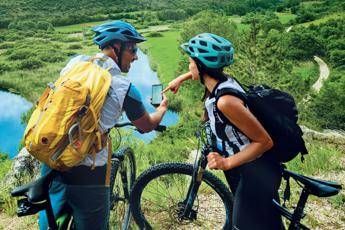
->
xmin=213 ymin=87 xmax=251 ymax=154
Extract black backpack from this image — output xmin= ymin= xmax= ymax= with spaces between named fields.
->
xmin=215 ymin=83 xmax=308 ymax=163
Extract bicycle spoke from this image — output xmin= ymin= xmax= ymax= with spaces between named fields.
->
xmin=137 ymin=171 xmax=229 ymax=229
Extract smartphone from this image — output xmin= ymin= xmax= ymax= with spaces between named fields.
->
xmin=151 ymin=84 xmax=163 ymax=106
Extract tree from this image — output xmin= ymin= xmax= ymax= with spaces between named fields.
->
xmin=285 ymin=28 xmax=325 ymax=60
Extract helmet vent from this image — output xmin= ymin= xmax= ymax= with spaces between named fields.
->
xmin=188 ymin=47 xmax=194 ymax=53
xmin=96 ymin=36 xmax=106 ymax=42
xmin=224 ymin=46 xmax=231 ymax=51
xmin=212 ymin=36 xmax=221 ymax=43
xmin=205 ymin=56 xmax=217 ymax=62
xmin=107 ymin=28 xmax=120 ymax=33
xmin=212 ymin=45 xmax=221 ymax=51
xmin=199 ymin=40 xmax=207 ymax=47
xmin=198 ymin=48 xmax=207 ymax=53
xmin=191 ymin=40 xmax=196 ymax=44
xmin=122 ymin=30 xmax=134 ymax=36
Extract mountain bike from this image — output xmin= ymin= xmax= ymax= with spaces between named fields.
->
xmin=130 ymin=121 xmax=233 ymax=229
xmin=130 ymin=121 xmax=342 ymax=229
xmin=11 ymin=122 xmax=165 ymax=230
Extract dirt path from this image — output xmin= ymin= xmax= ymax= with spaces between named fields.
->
xmin=312 ymin=56 xmax=330 ymax=93
xmin=285 ymin=26 xmax=331 ymax=93
xmin=0 ymin=213 xmax=37 ymax=230
xmin=286 ymin=26 xmax=293 ymax=32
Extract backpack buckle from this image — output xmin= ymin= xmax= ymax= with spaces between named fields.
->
xmin=68 ymin=123 xmax=82 ymax=149
xmin=78 ymin=105 xmax=89 ymax=117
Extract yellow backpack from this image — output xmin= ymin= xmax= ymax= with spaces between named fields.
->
xmin=24 ymin=60 xmax=111 ymax=171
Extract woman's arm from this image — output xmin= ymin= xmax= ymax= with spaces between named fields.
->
xmin=163 ymin=71 xmax=192 ymax=94
xmin=207 ymin=95 xmax=273 ymax=170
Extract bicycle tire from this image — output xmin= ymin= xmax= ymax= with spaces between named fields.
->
xmin=130 ymin=162 xmax=233 ymax=229
xmin=109 ymin=147 xmax=136 ymax=230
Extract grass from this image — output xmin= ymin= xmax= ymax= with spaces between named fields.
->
xmin=228 ymin=15 xmax=242 ymax=24
xmin=292 ymin=61 xmax=319 ymax=86
xmin=139 ymin=30 xmax=181 ymax=85
xmin=287 ymin=141 xmax=344 ymax=175
xmin=275 ymin=12 xmax=297 ymax=24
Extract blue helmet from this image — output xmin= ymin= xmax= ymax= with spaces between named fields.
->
xmin=92 ymin=20 xmax=146 ymax=49
xmin=181 ymin=33 xmax=234 ymax=69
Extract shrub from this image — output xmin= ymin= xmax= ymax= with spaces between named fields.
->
xmin=61 ymin=36 xmax=83 ymax=43
xmin=0 ymin=62 xmax=12 ymax=73
xmin=68 ymin=43 xmax=83 ymax=49
xmin=146 ymin=32 xmax=163 ymax=38
xmin=38 ymin=52 xmax=66 ymax=63
xmin=18 ymin=58 xmax=44 ymax=70
xmin=7 ymin=49 xmax=35 ymax=61
xmin=0 ymin=42 xmax=14 ymax=49
xmin=330 ymin=50 xmax=345 ymax=69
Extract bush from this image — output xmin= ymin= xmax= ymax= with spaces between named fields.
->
xmin=61 ymin=36 xmax=83 ymax=43
xmin=68 ymin=43 xmax=83 ymax=49
xmin=0 ymin=62 xmax=12 ymax=73
xmin=7 ymin=48 xmax=35 ymax=61
xmin=330 ymin=50 xmax=345 ymax=68
xmin=18 ymin=58 xmax=44 ymax=70
xmin=286 ymin=29 xmax=325 ymax=60
xmin=157 ymin=9 xmax=188 ymax=21
xmin=308 ymin=73 xmax=345 ymax=130
xmin=0 ymin=42 xmax=14 ymax=49
xmin=146 ymin=32 xmax=163 ymax=37
xmin=38 ymin=52 xmax=66 ymax=63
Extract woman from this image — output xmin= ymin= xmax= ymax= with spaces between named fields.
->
xmin=164 ymin=33 xmax=283 ymax=230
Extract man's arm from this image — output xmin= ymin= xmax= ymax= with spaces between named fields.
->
xmin=123 ymin=84 xmax=167 ymax=132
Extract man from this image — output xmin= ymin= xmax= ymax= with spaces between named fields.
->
xmin=39 ymin=20 xmax=168 ymax=229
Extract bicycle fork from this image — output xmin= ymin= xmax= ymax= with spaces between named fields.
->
xmin=181 ymin=151 xmax=208 ymax=220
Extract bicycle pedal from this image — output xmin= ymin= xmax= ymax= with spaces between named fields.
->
xmin=17 ymin=198 xmax=46 ymax=216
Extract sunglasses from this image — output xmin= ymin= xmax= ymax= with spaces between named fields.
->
xmin=126 ymin=45 xmax=138 ymax=55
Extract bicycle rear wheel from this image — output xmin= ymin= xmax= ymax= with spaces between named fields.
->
xmin=109 ymin=147 xmax=136 ymax=230
xmin=130 ymin=163 xmax=233 ymax=229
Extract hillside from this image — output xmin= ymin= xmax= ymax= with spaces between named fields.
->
xmin=0 ymin=0 xmax=344 ymax=229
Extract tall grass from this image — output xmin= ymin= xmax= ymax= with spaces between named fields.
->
xmin=287 ymin=141 xmax=344 ymax=176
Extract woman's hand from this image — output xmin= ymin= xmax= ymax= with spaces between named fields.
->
xmin=163 ymin=72 xmax=193 ymax=94
xmin=163 ymin=78 xmax=183 ymax=94
xmin=207 ymin=152 xmax=231 ymax=171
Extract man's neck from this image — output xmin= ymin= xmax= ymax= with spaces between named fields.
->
xmin=102 ymin=48 xmax=118 ymax=64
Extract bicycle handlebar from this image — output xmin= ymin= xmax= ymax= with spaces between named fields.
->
xmin=114 ymin=122 xmax=166 ymax=132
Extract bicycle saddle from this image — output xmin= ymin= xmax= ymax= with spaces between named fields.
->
xmin=283 ymin=169 xmax=342 ymax=197
xmin=11 ymin=170 xmax=56 ymax=203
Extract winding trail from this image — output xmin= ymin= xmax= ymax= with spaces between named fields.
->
xmin=312 ymin=56 xmax=330 ymax=93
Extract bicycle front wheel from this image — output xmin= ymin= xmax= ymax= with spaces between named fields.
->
xmin=109 ymin=147 xmax=136 ymax=230
xmin=130 ymin=163 xmax=233 ymax=229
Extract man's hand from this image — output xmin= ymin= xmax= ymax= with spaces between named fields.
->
xmin=158 ymin=93 xmax=168 ymax=110
xmin=207 ymin=152 xmax=231 ymax=171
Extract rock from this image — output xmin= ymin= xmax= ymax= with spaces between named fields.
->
xmin=3 ymin=147 xmax=40 ymax=187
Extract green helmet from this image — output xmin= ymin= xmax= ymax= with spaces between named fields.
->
xmin=181 ymin=33 xmax=234 ymax=69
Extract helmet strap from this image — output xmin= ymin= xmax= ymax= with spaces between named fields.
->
xmin=117 ymin=42 xmax=127 ymax=72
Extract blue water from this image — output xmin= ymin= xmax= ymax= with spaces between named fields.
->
xmin=123 ymin=49 xmax=179 ymax=142
xmin=0 ymin=91 xmax=32 ymax=158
